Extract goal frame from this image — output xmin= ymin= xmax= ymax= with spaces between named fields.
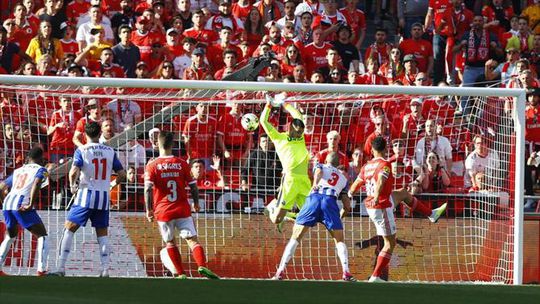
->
xmin=0 ymin=75 xmax=526 ymax=285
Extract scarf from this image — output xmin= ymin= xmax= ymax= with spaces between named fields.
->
xmin=258 ymin=1 xmax=282 ymax=22
xmin=211 ymin=15 xmax=240 ymax=32
xmin=467 ymin=29 xmax=489 ymax=63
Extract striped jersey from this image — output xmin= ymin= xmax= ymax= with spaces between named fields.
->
xmin=72 ymin=143 xmax=123 ymax=210
xmin=2 ymin=164 xmax=48 ymax=210
xmin=313 ymin=164 xmax=348 ymax=198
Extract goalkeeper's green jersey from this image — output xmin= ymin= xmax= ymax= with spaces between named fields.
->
xmin=260 ymin=104 xmax=310 ymax=176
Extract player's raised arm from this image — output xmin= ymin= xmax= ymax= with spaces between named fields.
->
xmin=283 ymin=102 xmax=303 ymax=120
xmin=260 ymin=101 xmax=280 ymax=140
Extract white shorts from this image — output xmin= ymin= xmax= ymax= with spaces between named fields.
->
xmin=158 ymin=217 xmax=197 ymax=242
xmin=366 ymin=207 xmax=396 ymax=236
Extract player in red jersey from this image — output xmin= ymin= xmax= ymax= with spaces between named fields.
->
xmin=349 ymin=136 xmax=447 ymax=282
xmin=144 ymin=131 xmax=219 ymax=280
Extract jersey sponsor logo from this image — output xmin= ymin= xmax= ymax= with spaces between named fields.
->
xmin=157 ymin=163 xmax=183 ymax=170
xmin=287 ymin=136 xmax=304 ymax=142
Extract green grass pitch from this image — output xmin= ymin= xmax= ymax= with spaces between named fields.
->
xmin=1 ymin=277 xmax=539 ymax=304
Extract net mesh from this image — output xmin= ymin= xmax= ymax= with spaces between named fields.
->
xmin=0 ymin=83 xmax=517 ymax=283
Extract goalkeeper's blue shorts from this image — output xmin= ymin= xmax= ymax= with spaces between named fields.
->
xmin=295 ymin=193 xmax=343 ymax=230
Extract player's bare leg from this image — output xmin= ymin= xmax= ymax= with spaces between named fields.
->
xmin=273 ymin=224 xmax=309 ymax=280
xmin=186 ymin=236 xmax=219 ymax=279
xmin=329 ymin=229 xmax=356 ymax=282
xmin=95 ymin=227 xmax=110 ymax=277
xmin=392 ymin=189 xmax=448 ymax=222
xmin=0 ymin=226 xmax=18 ymax=276
xmin=51 ymin=221 xmax=80 ymax=276
xmin=369 ymin=234 xmax=396 ymax=282
xmin=27 ymin=223 xmax=49 ymax=276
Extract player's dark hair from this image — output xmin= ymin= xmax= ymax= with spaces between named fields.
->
xmin=85 ymin=121 xmax=101 ymax=138
xmin=190 ymin=159 xmax=205 ymax=167
xmin=259 ymin=134 xmax=268 ymax=140
xmin=371 ymin=136 xmax=387 ymax=153
xmin=290 ymin=118 xmax=305 ymax=130
xmin=158 ymin=131 xmax=175 ymax=149
xmin=27 ymin=146 xmax=44 ymax=162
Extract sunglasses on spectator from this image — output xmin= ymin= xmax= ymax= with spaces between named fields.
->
xmin=163 ymin=65 xmax=173 ymax=69
xmin=331 ymin=72 xmax=340 ymax=76
xmin=417 ymin=78 xmax=427 ymax=81
xmin=391 ymin=51 xmax=400 ymax=54
xmin=87 ymin=105 xmax=98 ymax=109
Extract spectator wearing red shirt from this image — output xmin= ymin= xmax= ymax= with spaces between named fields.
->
xmin=399 ymin=23 xmax=434 ymax=74
xmin=241 ymin=7 xmax=265 ymax=50
xmin=364 ymin=27 xmax=392 ymax=67
xmin=163 ymin=28 xmax=183 ymax=60
xmin=303 ymin=26 xmax=333 ymax=77
xmin=232 ymin=0 xmax=253 ymax=22
xmin=130 ymin=16 xmax=164 ymax=64
xmin=206 ymin=26 xmax=243 ymax=72
xmin=11 ymin=3 xmax=38 ymax=52
xmin=60 ymin=22 xmax=79 ymax=56
xmin=254 ymin=0 xmax=284 ymax=24
xmin=205 ymin=0 xmax=245 ymax=43
xmin=398 ymin=98 xmax=426 ymax=156
xmin=73 ymin=98 xmax=101 ymax=147
xmin=191 ymin=158 xmax=225 ymax=190
xmin=422 ymin=91 xmax=456 ymax=125
xmin=481 ymin=0 xmax=514 ymax=40
xmin=363 ymin=115 xmax=399 ymax=161
xmin=0 ymin=26 xmax=32 ymax=74
xmin=314 ymin=130 xmax=349 ymax=170
xmin=379 ymin=47 xmax=405 ymax=84
xmin=183 ymin=47 xmax=213 ymax=80
xmin=79 ymin=47 xmax=126 ymax=78
xmin=183 ymin=103 xmax=218 ymax=164
xmin=183 ymin=10 xmax=219 ymax=47
xmin=506 ymin=16 xmax=534 ymax=56
xmin=339 ymin=0 xmax=366 ymax=50
xmin=217 ymin=102 xmax=253 ymax=162
xmin=135 ymin=0 xmax=152 ymax=14
xmin=214 ymin=49 xmax=238 ymax=80
xmin=266 ymin=24 xmax=293 ymax=60
xmin=281 ymin=44 xmax=303 ymax=76
xmin=425 ymin=0 xmax=454 ymax=85
xmin=357 ymin=57 xmax=388 ymax=85
xmin=66 ymin=0 xmax=91 ymax=24
xmin=304 ymin=113 xmax=326 ymax=155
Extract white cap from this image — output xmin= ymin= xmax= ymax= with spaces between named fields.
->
xmin=148 ymin=127 xmax=160 ymax=138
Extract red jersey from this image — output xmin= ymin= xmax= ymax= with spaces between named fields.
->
xmin=183 ymin=28 xmax=219 ymax=46
xmin=302 ymin=42 xmax=332 ymax=76
xmin=60 ymin=39 xmax=79 ymax=55
xmin=429 ymin=0 xmax=454 ymax=37
xmin=130 ymin=30 xmax=164 ymax=63
xmin=338 ymin=7 xmax=366 ymax=45
xmin=49 ymin=109 xmax=80 ymax=153
xmin=182 ymin=115 xmax=217 ymax=159
xmin=481 ymin=5 xmax=514 ymax=38
xmin=206 ymin=43 xmax=243 ymax=72
xmin=66 ymin=0 xmax=91 ymax=22
xmin=422 ymin=98 xmax=455 ymax=124
xmin=358 ymin=157 xmax=394 ymax=209
xmin=526 ymin=104 xmax=540 ymax=143
xmin=196 ymin=171 xmax=223 ymax=189
xmin=364 ymin=42 xmax=392 ymax=66
xmin=399 ymin=39 xmax=433 ymax=73
xmin=452 ymin=7 xmax=474 ymax=39
xmin=232 ymin=3 xmax=253 ymax=22
xmin=144 ymin=156 xmax=195 ymax=221
xmin=217 ymin=112 xmax=249 ymax=147
xmin=75 ymin=116 xmax=99 ymax=145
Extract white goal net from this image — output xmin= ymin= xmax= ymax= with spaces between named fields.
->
xmin=0 ymin=77 xmax=525 ymax=284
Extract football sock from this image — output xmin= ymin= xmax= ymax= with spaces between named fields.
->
xmin=166 ymin=244 xmax=184 ymax=275
xmin=191 ymin=244 xmax=206 ymax=267
xmin=411 ymin=197 xmax=432 ymax=217
xmin=37 ymin=236 xmax=49 ymax=272
xmin=58 ymin=229 xmax=74 ymax=271
xmin=97 ymin=236 xmax=110 ymax=272
xmin=0 ymin=235 xmax=15 ymax=270
xmin=335 ymin=242 xmax=350 ymax=273
xmin=276 ymin=239 xmax=299 ymax=274
xmin=372 ymin=251 xmax=392 ymax=278
xmin=285 ymin=212 xmax=297 ymax=220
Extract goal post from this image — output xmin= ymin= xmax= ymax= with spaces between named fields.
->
xmin=0 ymin=75 xmax=526 ymax=284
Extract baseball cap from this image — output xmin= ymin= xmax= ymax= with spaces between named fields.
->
xmin=193 ymin=47 xmax=205 ymax=56
xmin=149 ymin=127 xmax=160 ymax=138
xmin=403 ymin=54 xmax=417 ymax=63
xmin=219 ymin=0 xmax=232 ymax=5
xmin=87 ymin=98 xmax=99 ymax=107
xmin=67 ymin=63 xmax=82 ymax=72
xmin=136 ymin=61 xmax=148 ymax=68
xmin=411 ymin=97 xmax=423 ymax=105
xmin=166 ymin=28 xmax=178 ymax=36
xmin=90 ymin=24 xmax=103 ymax=35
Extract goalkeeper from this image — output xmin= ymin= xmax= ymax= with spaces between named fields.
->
xmin=260 ymin=95 xmax=311 ymax=229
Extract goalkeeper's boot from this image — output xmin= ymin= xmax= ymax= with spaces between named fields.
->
xmin=176 ymin=273 xmax=188 ymax=280
xmin=0 ymin=270 xmax=8 ymax=276
xmin=37 ymin=271 xmax=48 ymax=277
xmin=368 ymin=276 xmax=386 ymax=283
xmin=48 ymin=271 xmax=65 ymax=277
xmin=428 ymin=203 xmax=448 ymax=223
xmin=198 ymin=266 xmax=220 ymax=279
xmin=342 ymin=272 xmax=358 ymax=282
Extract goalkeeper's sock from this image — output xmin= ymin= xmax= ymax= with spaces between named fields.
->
xmin=285 ymin=212 xmax=297 ymax=220
xmin=276 ymin=239 xmax=299 ymax=274
xmin=97 ymin=236 xmax=110 ymax=272
xmin=372 ymin=251 xmax=392 ymax=278
xmin=58 ymin=229 xmax=74 ymax=271
xmin=166 ymin=244 xmax=185 ymax=275
xmin=0 ymin=234 xmax=15 ymax=268
xmin=37 ymin=236 xmax=49 ymax=273
xmin=335 ymin=242 xmax=350 ymax=273
xmin=191 ymin=244 xmax=206 ymax=267
xmin=411 ymin=197 xmax=432 ymax=217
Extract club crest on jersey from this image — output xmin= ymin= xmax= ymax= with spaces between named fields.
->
xmin=382 ymin=166 xmax=391 ymax=174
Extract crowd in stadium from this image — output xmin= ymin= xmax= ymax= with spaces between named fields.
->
xmin=1 ymin=0 xmax=540 ymax=212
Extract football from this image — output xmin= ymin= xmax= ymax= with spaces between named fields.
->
xmin=241 ymin=113 xmax=259 ymax=131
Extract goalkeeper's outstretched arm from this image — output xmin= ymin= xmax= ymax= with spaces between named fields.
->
xmin=283 ymin=102 xmax=303 ymax=120
xmin=260 ymin=102 xmax=280 ymax=140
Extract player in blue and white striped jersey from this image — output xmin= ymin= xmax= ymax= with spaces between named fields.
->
xmin=52 ymin=121 xmax=126 ymax=277
xmin=273 ymin=152 xmax=356 ymax=281
xmin=0 ymin=147 xmax=49 ymax=276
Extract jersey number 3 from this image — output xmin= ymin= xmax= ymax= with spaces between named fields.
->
xmin=328 ymin=173 xmax=339 ymax=186
xmin=167 ymin=180 xmax=177 ymax=202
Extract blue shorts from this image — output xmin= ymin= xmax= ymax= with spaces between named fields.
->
xmin=67 ymin=205 xmax=109 ymax=228
xmin=295 ymin=193 xmax=343 ymax=230
xmin=3 ymin=210 xmax=43 ymax=229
